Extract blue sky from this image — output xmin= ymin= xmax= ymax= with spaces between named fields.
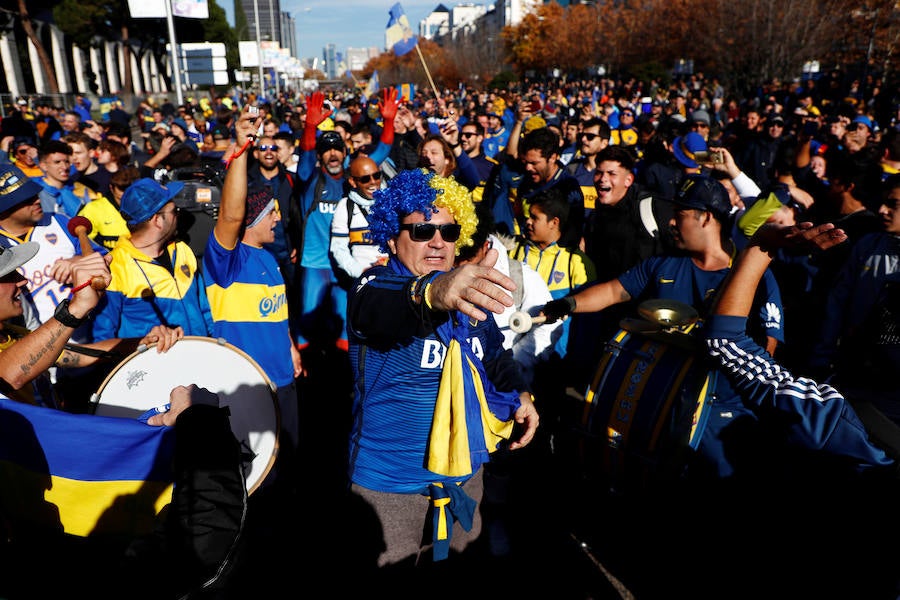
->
xmin=222 ymin=0 xmax=441 ymax=60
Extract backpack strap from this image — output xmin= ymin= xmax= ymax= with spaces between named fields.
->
xmin=638 ymin=195 xmax=659 ymax=238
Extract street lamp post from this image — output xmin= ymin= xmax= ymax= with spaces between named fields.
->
xmin=164 ymin=0 xmax=184 ymax=106
xmin=269 ymin=0 xmax=280 ymax=98
xmin=253 ymin=0 xmax=265 ymax=98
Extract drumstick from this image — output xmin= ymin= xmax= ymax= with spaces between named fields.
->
xmin=66 ymin=216 xmax=107 ymax=292
xmin=508 ymin=311 xmax=548 ymax=334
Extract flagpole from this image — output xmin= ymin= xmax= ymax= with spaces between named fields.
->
xmin=414 ymin=43 xmax=439 ymax=99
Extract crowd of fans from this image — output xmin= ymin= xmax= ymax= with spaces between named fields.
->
xmin=0 ymin=67 xmax=899 ymax=597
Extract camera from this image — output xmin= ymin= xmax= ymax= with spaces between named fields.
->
xmin=248 ymin=105 xmax=259 ymax=116
xmin=529 ymin=98 xmax=542 ymax=113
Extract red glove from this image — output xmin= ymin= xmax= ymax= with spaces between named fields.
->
xmin=378 ymin=87 xmax=401 ymax=147
xmin=301 ymin=91 xmax=333 ymax=151
xmin=305 ymin=91 xmax=332 ymax=128
xmin=380 ymin=87 xmax=400 ymax=122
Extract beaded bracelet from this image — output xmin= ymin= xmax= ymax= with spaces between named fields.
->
xmin=409 ymin=274 xmax=427 ymax=306
xmin=409 ymin=271 xmax=440 ymax=308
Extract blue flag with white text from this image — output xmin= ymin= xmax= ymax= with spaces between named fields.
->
xmin=386 ymin=3 xmax=418 ymax=57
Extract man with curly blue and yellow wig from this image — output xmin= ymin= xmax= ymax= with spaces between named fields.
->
xmin=345 ymin=168 xmax=539 ymax=581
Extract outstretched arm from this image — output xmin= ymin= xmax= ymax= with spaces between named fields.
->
xmin=712 ymin=222 xmax=847 ymax=317
xmin=214 ymin=105 xmax=258 ymax=249
xmin=538 ymin=278 xmax=630 ymax=324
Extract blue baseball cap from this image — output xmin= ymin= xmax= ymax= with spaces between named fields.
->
xmin=674 ymin=174 xmax=733 ymax=222
xmin=672 ymin=131 xmax=708 ymax=169
xmin=0 ymin=163 xmax=42 ymax=214
xmin=119 ymin=178 xmax=185 ymax=226
xmin=852 ymin=115 xmax=874 ymax=130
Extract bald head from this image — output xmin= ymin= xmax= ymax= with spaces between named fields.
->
xmin=349 ymin=156 xmax=382 ymax=200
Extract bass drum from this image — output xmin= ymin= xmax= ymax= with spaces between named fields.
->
xmin=91 ymin=336 xmax=279 ymax=494
xmin=577 ymin=324 xmax=715 ymax=493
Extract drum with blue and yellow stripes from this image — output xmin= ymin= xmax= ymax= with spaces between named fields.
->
xmin=578 ymin=325 xmax=714 ymax=493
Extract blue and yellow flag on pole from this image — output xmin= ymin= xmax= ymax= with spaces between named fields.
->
xmin=386 ymin=3 xmax=418 ymax=57
xmin=0 ymin=398 xmax=175 ymax=538
xmin=364 ymin=70 xmax=380 ymax=98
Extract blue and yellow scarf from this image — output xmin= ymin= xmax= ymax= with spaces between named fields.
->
xmin=389 ymin=257 xmax=520 ymax=559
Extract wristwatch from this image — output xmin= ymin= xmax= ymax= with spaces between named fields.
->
xmin=53 ymin=299 xmax=87 ymax=328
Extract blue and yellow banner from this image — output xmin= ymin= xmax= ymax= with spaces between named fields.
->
xmin=0 ymin=398 xmax=174 ymax=537
xmin=398 ymin=83 xmax=415 ymax=103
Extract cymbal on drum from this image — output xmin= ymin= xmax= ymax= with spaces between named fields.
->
xmin=638 ymin=299 xmax=699 ymax=328
xmin=619 ymin=317 xmax=662 ymax=334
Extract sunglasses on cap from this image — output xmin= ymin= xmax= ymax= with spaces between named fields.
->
xmin=354 ymin=171 xmax=383 ymax=184
xmin=257 ymin=144 xmax=277 ymax=151
xmin=399 ymin=222 xmax=462 ymax=242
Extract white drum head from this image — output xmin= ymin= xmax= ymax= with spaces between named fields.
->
xmin=91 ymin=336 xmax=279 ymax=494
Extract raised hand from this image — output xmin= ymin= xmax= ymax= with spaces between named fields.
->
xmin=752 ymin=222 xmax=847 ymax=254
xmin=380 ymin=87 xmax=401 ymax=122
xmin=304 ymin=91 xmax=332 ymax=128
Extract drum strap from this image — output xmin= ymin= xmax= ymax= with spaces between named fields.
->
xmin=507 ymin=258 xmax=525 ymax=312
xmin=2 ymin=322 xmax=124 ymax=361
xmin=638 ymin=196 xmax=658 ymax=238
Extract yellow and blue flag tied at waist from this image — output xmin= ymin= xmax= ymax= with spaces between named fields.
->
xmin=0 ymin=398 xmax=175 ymax=537
xmin=428 ymin=481 xmax=476 ymax=561
xmin=426 ymin=313 xmax=520 ymax=560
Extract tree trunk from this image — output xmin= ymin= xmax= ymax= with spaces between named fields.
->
xmin=16 ymin=0 xmax=60 ymax=94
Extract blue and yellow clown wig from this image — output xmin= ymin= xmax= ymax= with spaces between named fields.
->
xmin=369 ymin=168 xmax=477 ymax=256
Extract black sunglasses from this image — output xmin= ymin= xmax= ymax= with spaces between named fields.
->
xmin=399 ymin=222 xmax=461 ymax=242
xmin=355 ymin=171 xmax=383 ymax=184
xmin=257 ymin=144 xmax=277 ymax=151
xmin=580 ymin=132 xmax=602 ymax=141
xmin=460 ymin=132 xmax=477 ymax=138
